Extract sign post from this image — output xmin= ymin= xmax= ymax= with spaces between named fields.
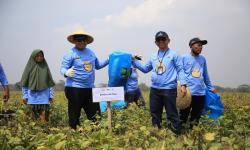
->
xmin=92 ymin=87 xmax=124 ymax=132
xmin=107 ymin=101 xmax=112 ymax=132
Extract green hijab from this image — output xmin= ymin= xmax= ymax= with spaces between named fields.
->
xmin=21 ymin=49 xmax=55 ymax=91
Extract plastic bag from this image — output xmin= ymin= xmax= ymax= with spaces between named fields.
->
xmin=204 ymin=90 xmax=224 ymax=119
xmin=100 ymin=101 xmax=126 ymax=112
xmin=108 ymin=51 xmax=132 ymax=88
xmin=99 ymin=51 xmax=131 ymax=112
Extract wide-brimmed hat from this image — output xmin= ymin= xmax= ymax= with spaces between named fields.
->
xmin=67 ymin=28 xmax=94 ymax=44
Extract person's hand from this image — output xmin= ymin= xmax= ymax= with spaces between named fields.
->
xmin=180 ymin=85 xmax=187 ymax=97
xmin=211 ymin=89 xmax=217 ymax=93
xmin=3 ymin=86 xmax=9 ymax=102
xmin=65 ymin=66 xmax=75 ymax=77
xmin=133 ymin=55 xmax=142 ymax=60
xmin=22 ymin=99 xmax=27 ymax=105
xmin=49 ymin=98 xmax=53 ymax=104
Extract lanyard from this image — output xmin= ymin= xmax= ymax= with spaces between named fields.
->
xmin=157 ymin=49 xmax=168 ymax=65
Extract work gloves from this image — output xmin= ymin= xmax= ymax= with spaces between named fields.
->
xmin=65 ymin=66 xmax=75 ymax=77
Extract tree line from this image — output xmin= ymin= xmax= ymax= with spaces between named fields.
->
xmin=3 ymin=81 xmax=250 ymax=93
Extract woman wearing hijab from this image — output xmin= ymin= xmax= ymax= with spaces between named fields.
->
xmin=21 ymin=49 xmax=55 ymax=122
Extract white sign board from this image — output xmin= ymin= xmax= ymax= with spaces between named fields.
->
xmin=92 ymin=87 xmax=124 ymax=102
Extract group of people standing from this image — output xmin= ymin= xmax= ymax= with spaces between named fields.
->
xmin=133 ymin=31 xmax=215 ymax=134
xmin=0 ymin=28 xmax=215 ymax=134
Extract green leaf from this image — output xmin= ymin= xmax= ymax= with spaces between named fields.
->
xmin=54 ymin=140 xmax=66 ymax=150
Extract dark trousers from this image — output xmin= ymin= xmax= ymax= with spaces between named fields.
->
xmin=179 ymin=95 xmax=205 ymax=125
xmin=125 ymin=88 xmax=145 ymax=106
xmin=150 ymin=88 xmax=180 ymax=134
xmin=65 ymin=87 xmax=100 ymax=129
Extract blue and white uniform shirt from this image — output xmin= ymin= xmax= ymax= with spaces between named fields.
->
xmin=60 ymin=47 xmax=108 ymax=88
xmin=182 ymin=53 xmax=214 ymax=96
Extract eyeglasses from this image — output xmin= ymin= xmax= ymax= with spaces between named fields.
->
xmin=74 ymin=36 xmax=86 ymax=42
xmin=156 ymin=37 xmax=167 ymax=42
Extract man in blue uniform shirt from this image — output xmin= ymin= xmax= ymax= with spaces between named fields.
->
xmin=133 ymin=31 xmax=187 ymax=134
xmin=0 ymin=63 xmax=9 ymax=102
xmin=179 ymin=37 xmax=215 ymax=127
xmin=61 ymin=28 xmax=108 ymax=129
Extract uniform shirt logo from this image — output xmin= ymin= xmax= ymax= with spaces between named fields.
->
xmin=74 ymin=56 xmax=80 ymax=60
xmin=83 ymin=61 xmax=93 ymax=71
xmin=192 ymin=68 xmax=201 ymax=78
xmin=167 ymin=55 xmax=171 ymax=59
xmin=187 ymin=62 xmax=192 ymax=65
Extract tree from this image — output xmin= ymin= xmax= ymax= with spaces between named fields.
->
xmin=237 ymin=84 xmax=250 ymax=92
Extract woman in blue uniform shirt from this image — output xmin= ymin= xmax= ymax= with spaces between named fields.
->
xmin=21 ymin=49 xmax=55 ymax=122
xmin=60 ymin=28 xmax=108 ymax=129
xmin=133 ymin=31 xmax=187 ymax=134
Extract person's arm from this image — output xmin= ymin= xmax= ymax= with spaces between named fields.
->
xmin=174 ymin=54 xmax=187 ymax=96
xmin=174 ymin=54 xmax=187 ymax=86
xmin=132 ymin=59 xmax=153 ymax=73
xmin=95 ymin=58 xmax=109 ymax=70
xmin=203 ymin=59 xmax=214 ymax=92
xmin=3 ymin=86 xmax=9 ymax=102
xmin=49 ymin=87 xmax=54 ymax=103
xmin=22 ymin=87 xmax=28 ymax=104
xmin=60 ymin=53 xmax=73 ymax=77
xmin=0 ymin=64 xmax=9 ymax=101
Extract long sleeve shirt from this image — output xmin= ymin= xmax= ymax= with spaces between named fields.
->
xmin=22 ymin=87 xmax=54 ymax=104
xmin=182 ymin=53 xmax=214 ymax=96
xmin=60 ymin=47 xmax=109 ymax=88
xmin=0 ymin=63 xmax=8 ymax=86
xmin=133 ymin=49 xmax=187 ymax=89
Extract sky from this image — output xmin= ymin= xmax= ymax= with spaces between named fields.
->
xmin=0 ymin=0 xmax=249 ymax=88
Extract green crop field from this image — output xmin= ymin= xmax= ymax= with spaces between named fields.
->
xmin=0 ymin=91 xmax=250 ymax=149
